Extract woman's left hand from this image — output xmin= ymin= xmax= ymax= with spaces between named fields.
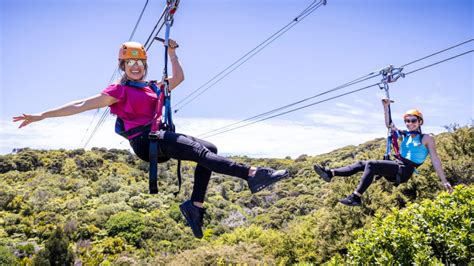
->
xmin=168 ymin=39 xmax=179 ymax=52
xmin=443 ymin=182 xmax=453 ymax=194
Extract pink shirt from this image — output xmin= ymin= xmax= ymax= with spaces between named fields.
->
xmin=101 ymin=84 xmax=158 ymax=135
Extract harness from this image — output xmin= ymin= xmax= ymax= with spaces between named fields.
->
xmin=392 ymin=131 xmax=424 ymax=183
xmin=114 ymin=80 xmax=159 ymax=139
xmin=114 ymin=80 xmax=182 ymax=195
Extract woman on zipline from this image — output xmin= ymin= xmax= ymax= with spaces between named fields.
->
xmin=313 ymin=99 xmax=453 ymax=206
xmin=13 ymin=40 xmax=289 ymax=238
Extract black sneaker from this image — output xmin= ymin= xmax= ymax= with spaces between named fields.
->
xmin=179 ymin=200 xmax=205 ymax=239
xmin=338 ymin=194 xmax=362 ymax=207
xmin=313 ymin=164 xmax=332 ymax=182
xmin=247 ymin=167 xmax=289 ymax=194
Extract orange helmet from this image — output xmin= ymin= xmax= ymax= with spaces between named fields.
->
xmin=118 ymin=42 xmax=147 ymax=60
xmin=404 ymin=109 xmax=423 ymax=124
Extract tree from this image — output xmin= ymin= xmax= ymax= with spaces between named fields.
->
xmin=32 ymin=227 xmax=74 ymax=266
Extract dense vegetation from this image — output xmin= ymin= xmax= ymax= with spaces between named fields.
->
xmin=0 ymin=125 xmax=472 ymax=265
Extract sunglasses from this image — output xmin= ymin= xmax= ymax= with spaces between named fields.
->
xmin=125 ymin=59 xmax=144 ymax=67
xmin=404 ymin=118 xmax=418 ymax=123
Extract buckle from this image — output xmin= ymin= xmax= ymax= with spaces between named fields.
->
xmin=148 ymin=131 xmax=160 ymax=140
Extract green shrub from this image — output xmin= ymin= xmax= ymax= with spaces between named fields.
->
xmin=14 ymin=149 xmax=41 ymax=172
xmin=346 ymin=185 xmax=472 ymax=265
xmin=0 ymin=127 xmax=471 ymax=265
xmin=216 ymin=224 xmax=288 ymax=262
xmin=0 ymin=155 xmax=16 ymax=173
xmin=15 ymin=242 xmax=36 ymax=258
xmin=105 ymin=211 xmax=145 ymax=247
xmin=153 ymin=243 xmax=275 ymax=265
xmin=0 ymin=245 xmax=18 ymax=265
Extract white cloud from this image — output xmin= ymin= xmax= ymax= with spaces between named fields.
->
xmin=1 ymin=115 xmax=129 ymax=154
xmin=174 ymin=116 xmax=383 ymax=158
xmin=354 ymin=98 xmax=375 ymax=107
xmin=304 ymin=102 xmax=385 ymax=132
xmin=1 ymin=110 xmax=448 ymax=158
xmin=411 ymin=92 xmax=457 ymax=106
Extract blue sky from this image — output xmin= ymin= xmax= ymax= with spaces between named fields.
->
xmin=1 ymin=0 xmax=473 ymax=157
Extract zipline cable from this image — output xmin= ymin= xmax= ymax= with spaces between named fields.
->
xmin=202 ymin=83 xmax=380 ymax=139
xmin=197 ymin=39 xmax=473 ymax=138
xmin=401 ymin=38 xmax=473 ymax=68
xmin=129 ymin=0 xmax=150 ymax=41
xmin=198 ymin=49 xmax=473 ymax=139
xmin=198 ymin=71 xmax=381 ymax=138
xmin=146 ymin=22 xmax=166 ymax=51
xmin=173 ymin=0 xmax=324 ymax=111
xmin=173 ymin=0 xmax=326 ymax=113
xmin=404 ymin=49 xmax=473 ymax=76
xmin=143 ymin=5 xmax=168 ymax=49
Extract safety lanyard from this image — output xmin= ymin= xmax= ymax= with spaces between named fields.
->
xmin=148 ymin=0 xmax=180 ymax=194
xmin=149 ymin=0 xmax=179 ymax=135
xmin=379 ymin=65 xmax=404 ymax=160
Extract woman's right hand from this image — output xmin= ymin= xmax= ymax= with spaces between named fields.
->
xmin=168 ymin=39 xmax=179 ymax=52
xmin=13 ymin=113 xmax=44 ymax=128
xmin=443 ymin=182 xmax=453 ymax=194
xmin=382 ymin=98 xmax=392 ymax=107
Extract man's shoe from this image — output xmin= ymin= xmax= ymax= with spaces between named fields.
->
xmin=313 ymin=164 xmax=332 ymax=182
xmin=248 ymin=167 xmax=289 ymax=194
xmin=179 ymin=200 xmax=205 ymax=239
xmin=338 ymin=194 xmax=362 ymax=207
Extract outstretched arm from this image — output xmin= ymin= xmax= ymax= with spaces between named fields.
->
xmin=13 ymin=94 xmax=117 ymax=128
xmin=426 ymin=135 xmax=453 ymax=193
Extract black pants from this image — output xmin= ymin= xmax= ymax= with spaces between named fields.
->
xmin=129 ymin=131 xmax=250 ymax=202
xmin=333 ymin=159 xmax=415 ymax=194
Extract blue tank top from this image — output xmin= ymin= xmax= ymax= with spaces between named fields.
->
xmin=400 ymin=134 xmax=428 ymax=165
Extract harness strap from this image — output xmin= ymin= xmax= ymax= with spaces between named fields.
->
xmin=391 ymin=131 xmax=401 ymax=159
xmin=173 ymin=159 xmax=182 ymax=196
xmin=395 ymin=162 xmax=404 ymax=186
xmin=125 ymin=80 xmax=149 ymax=88
xmin=121 ymin=123 xmax=151 ymax=138
xmin=149 ymin=137 xmax=159 ymax=194
xmin=393 ymin=156 xmax=422 ymax=186
xmin=399 ymin=155 xmax=422 ymax=168
xmin=148 ymin=82 xmax=165 ymax=194
xmin=149 ymin=82 xmax=165 ymax=132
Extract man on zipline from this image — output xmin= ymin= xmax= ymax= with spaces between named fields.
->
xmin=13 ymin=40 xmax=289 ymax=238
xmin=313 ymin=99 xmax=453 ymax=206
